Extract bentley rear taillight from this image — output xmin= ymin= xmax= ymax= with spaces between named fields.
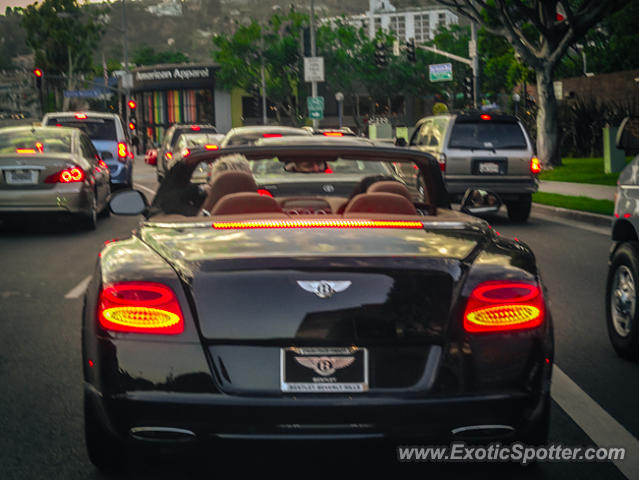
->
xmin=98 ymin=282 xmax=184 ymax=334
xmin=463 ymin=281 xmax=544 ymax=333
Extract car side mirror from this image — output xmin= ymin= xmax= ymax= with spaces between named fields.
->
xmin=109 ymin=189 xmax=149 ymax=216
xmin=616 ymin=116 xmax=639 ymax=154
xmin=394 ymin=137 xmax=407 ymax=147
xmin=460 ymin=188 xmax=502 ymax=215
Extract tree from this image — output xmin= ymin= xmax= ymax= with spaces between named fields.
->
xmin=21 ymin=0 xmax=105 ymax=111
xmin=212 ymin=9 xmax=306 ymax=125
xmin=132 ymin=46 xmax=190 ymax=66
xmin=436 ymin=0 xmax=628 ymax=166
xmin=0 ymin=8 xmax=30 ymax=70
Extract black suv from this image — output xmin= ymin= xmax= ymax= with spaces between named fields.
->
xmin=156 ymin=124 xmax=217 ymax=182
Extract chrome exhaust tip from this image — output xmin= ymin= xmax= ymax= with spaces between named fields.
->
xmin=129 ymin=426 xmax=196 ymax=443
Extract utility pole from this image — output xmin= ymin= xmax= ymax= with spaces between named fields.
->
xmin=260 ymin=30 xmax=267 ymax=125
xmin=470 ymin=22 xmax=479 ymax=109
xmin=122 ymin=0 xmax=130 ymax=121
xmin=310 ymin=0 xmax=318 ymax=129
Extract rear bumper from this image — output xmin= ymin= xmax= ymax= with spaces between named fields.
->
xmin=445 ymin=177 xmax=538 ymax=198
xmin=0 ymin=184 xmax=91 ymax=214
xmin=86 ymin=383 xmax=549 ymax=445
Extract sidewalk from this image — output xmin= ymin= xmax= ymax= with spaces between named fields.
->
xmin=538 ymin=180 xmax=616 ymax=201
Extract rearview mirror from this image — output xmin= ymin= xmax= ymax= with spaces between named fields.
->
xmin=616 ymin=117 xmax=639 ymax=154
xmin=460 ymin=189 xmax=502 ymax=215
xmin=109 ymin=189 xmax=148 ymax=216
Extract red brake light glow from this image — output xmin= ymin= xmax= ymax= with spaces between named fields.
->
xmin=16 ymin=148 xmax=36 ymax=154
xmin=165 ymin=151 xmax=173 ymax=160
xmin=212 ymin=219 xmax=423 ymax=230
xmin=44 ymin=166 xmax=85 ymax=184
xmin=480 ymin=114 xmax=492 ymax=121
xmin=257 ymin=188 xmax=273 ymax=197
xmin=35 ymin=142 xmax=44 ymax=153
xmin=117 ymin=142 xmax=128 ymax=161
xmin=262 ymin=133 xmax=283 ymax=138
xmin=463 ymin=281 xmax=544 ymax=333
xmin=530 ymin=156 xmax=541 ymax=174
xmin=204 ymin=144 xmax=219 ymax=150
xmin=322 ymin=132 xmax=344 ymax=137
xmin=75 ymin=113 xmax=87 ymax=120
xmin=98 ymin=282 xmax=184 ymax=334
xmin=191 ymin=125 xmax=201 ymax=131
xmin=182 ymin=148 xmax=191 ymax=158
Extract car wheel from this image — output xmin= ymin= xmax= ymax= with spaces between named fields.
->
xmin=506 ymin=195 xmax=532 ymax=222
xmin=606 ymin=243 xmax=639 ymax=360
xmin=84 ymin=395 xmax=125 ymax=471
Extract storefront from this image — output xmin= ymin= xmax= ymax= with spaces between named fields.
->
xmin=130 ymin=64 xmax=232 ymax=148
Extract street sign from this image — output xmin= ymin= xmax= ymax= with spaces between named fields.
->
xmin=429 ymin=63 xmax=453 ymax=82
xmin=64 ymin=89 xmax=109 ymax=98
xmin=304 ymin=57 xmax=325 ymax=82
xmin=307 ymin=96 xmax=324 ymax=120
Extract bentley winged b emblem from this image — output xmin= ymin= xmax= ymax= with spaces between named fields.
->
xmin=295 ymin=356 xmax=355 ymax=376
xmin=296 ymin=280 xmax=352 ymax=299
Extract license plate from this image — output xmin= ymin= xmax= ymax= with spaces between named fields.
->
xmin=281 ymin=347 xmax=368 ymax=393
xmin=5 ymin=169 xmax=37 ymax=184
xmin=478 ymin=162 xmax=500 ymax=174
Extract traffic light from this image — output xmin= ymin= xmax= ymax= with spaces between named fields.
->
xmin=406 ymin=39 xmax=416 ymax=62
xmin=128 ymin=117 xmax=136 ymax=131
xmin=33 ymin=68 xmax=43 ymax=89
xmin=375 ymin=41 xmax=387 ymax=67
xmin=463 ymin=76 xmax=473 ymax=100
xmin=127 ymin=99 xmax=137 ymax=110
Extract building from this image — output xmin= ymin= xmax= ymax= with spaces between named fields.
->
xmin=127 ymin=64 xmax=232 ymax=147
xmin=335 ymin=0 xmax=459 ymax=42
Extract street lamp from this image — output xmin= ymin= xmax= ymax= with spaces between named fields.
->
xmin=335 ymin=91 xmax=344 ymax=128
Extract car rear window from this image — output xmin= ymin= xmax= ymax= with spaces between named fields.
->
xmin=0 ymin=129 xmax=73 ymax=154
xmin=171 ymin=127 xmax=217 ymax=147
xmin=46 ymin=118 xmax=117 ymax=141
xmin=448 ymin=121 xmax=527 ymax=149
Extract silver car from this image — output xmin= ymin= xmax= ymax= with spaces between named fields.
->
xmin=0 ymin=126 xmax=111 ymax=229
xmin=408 ymin=113 xmax=539 ymax=222
xmin=607 ymin=116 xmax=639 ymax=360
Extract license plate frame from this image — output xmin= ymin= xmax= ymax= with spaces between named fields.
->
xmin=280 ymin=347 xmax=368 ymax=393
xmin=5 ymin=169 xmax=38 ymax=185
xmin=472 ymin=158 xmax=507 ymax=175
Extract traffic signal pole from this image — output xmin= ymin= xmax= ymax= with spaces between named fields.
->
xmin=310 ymin=0 xmax=318 ymax=129
xmin=471 ymin=22 xmax=479 ymax=109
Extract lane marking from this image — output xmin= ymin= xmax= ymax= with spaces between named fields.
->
xmin=64 ymin=275 xmax=92 ymax=299
xmin=532 ymin=212 xmax=610 ymax=236
xmin=552 ymin=365 xmax=639 ymax=479
xmin=134 ymin=183 xmax=156 ymax=197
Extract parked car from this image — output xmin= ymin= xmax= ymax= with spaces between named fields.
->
xmin=607 ymin=116 xmax=639 ymax=360
xmin=82 ymin=138 xmax=553 ymax=471
xmin=0 ymin=126 xmax=110 ymax=229
xmin=219 ymin=125 xmax=312 ymax=148
xmin=406 ymin=113 xmax=540 ymax=222
xmin=42 ymin=111 xmax=134 ymax=189
xmin=156 ymin=124 xmax=217 ymax=183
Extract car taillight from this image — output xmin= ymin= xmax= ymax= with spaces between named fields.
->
xmin=75 ymin=113 xmax=87 ymax=120
xmin=165 ymin=151 xmax=173 ymax=160
xmin=191 ymin=125 xmax=201 ymax=131
xmin=438 ymin=153 xmax=447 ymax=172
xmin=463 ymin=281 xmax=544 ymax=333
xmin=98 ymin=282 xmax=184 ymax=334
xmin=44 ymin=166 xmax=86 ymax=183
xmin=182 ymin=148 xmax=191 ymax=158
xmin=480 ymin=114 xmax=492 ymax=121
xmin=257 ymin=188 xmax=273 ymax=197
xmin=204 ymin=144 xmax=219 ymax=150
xmin=322 ymin=132 xmax=343 ymax=136
xmin=262 ymin=133 xmax=283 ymax=138
xmin=530 ymin=156 xmax=541 ymax=174
xmin=117 ymin=142 xmax=128 ymax=162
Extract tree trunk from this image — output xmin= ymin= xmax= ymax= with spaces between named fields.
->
xmin=535 ymin=67 xmax=561 ymax=167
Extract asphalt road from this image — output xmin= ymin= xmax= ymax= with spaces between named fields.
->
xmin=0 ymin=160 xmax=636 ymax=479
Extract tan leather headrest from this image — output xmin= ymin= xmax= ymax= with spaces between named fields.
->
xmin=367 ymin=181 xmax=412 ymax=202
xmin=343 ymin=192 xmax=417 ymax=215
xmin=199 ymin=170 xmax=258 ymax=214
xmin=210 ymin=192 xmax=285 ymax=216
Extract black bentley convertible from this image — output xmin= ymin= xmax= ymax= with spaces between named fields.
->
xmin=82 ymin=139 xmax=553 ymax=470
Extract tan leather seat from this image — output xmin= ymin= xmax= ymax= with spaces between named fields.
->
xmin=367 ymin=180 xmax=412 ymax=202
xmin=343 ymin=192 xmax=418 ymax=216
xmin=199 ymin=171 xmax=258 ymax=215
xmin=210 ymin=192 xmax=285 ymax=216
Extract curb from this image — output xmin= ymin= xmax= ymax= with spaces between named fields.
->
xmin=532 ymin=203 xmax=612 ymax=228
